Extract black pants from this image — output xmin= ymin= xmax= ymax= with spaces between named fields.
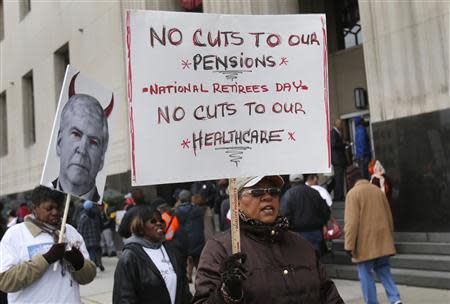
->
xmin=0 ymin=291 xmax=6 ymax=304
xmin=87 ymin=246 xmax=103 ymax=267
xmin=333 ymin=165 xmax=346 ymax=200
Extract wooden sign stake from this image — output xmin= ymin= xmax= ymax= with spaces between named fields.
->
xmin=53 ymin=193 xmax=71 ymax=271
xmin=229 ymin=178 xmax=241 ymax=254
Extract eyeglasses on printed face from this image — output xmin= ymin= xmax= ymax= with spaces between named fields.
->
xmin=241 ymin=187 xmax=281 ymax=198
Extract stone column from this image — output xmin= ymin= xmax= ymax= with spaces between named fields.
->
xmin=359 ymin=1 xmax=449 ymax=122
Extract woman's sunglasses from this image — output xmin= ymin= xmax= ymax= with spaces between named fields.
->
xmin=241 ymin=187 xmax=281 ymax=198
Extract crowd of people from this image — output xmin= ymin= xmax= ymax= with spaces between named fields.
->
xmin=0 ymin=116 xmax=402 ymax=303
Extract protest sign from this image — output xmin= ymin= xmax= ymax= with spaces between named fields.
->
xmin=41 ymin=66 xmax=116 ymax=202
xmin=126 ymin=10 xmax=330 ymax=186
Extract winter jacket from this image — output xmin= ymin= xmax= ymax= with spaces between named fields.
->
xmin=78 ymin=211 xmax=102 ymax=248
xmin=113 ymin=242 xmax=192 ymax=304
xmin=354 ymin=117 xmax=371 ymax=158
xmin=191 ymin=181 xmax=217 ymax=209
xmin=280 ymin=184 xmax=331 ymax=232
xmin=344 ymin=180 xmax=396 ymax=263
xmin=193 ymin=221 xmax=343 ymax=304
xmin=175 ymin=202 xmax=205 ymax=257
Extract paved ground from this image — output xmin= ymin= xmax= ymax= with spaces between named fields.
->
xmin=81 ymin=257 xmax=450 ymax=304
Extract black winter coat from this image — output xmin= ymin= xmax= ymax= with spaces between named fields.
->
xmin=280 ymin=184 xmax=331 ymax=232
xmin=175 ymin=202 xmax=205 ymax=257
xmin=193 ymin=221 xmax=343 ymax=304
xmin=113 ymin=242 xmax=192 ymax=304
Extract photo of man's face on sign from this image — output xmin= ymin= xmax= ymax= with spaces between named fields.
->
xmin=41 ymin=66 xmax=115 ymax=202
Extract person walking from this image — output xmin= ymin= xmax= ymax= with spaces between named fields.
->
xmin=113 ymin=205 xmax=192 ymax=303
xmin=174 ymin=190 xmax=205 ymax=283
xmin=78 ymin=200 xmax=104 ymax=271
xmin=344 ymin=166 xmax=402 ymax=304
xmin=304 ymin=173 xmax=333 ymax=207
xmin=330 ymin=118 xmax=349 ymax=201
xmin=158 ymin=203 xmax=180 ymax=242
xmin=192 ymin=194 xmax=214 ymax=241
xmin=100 ymin=202 xmax=116 ymax=257
xmin=280 ymin=177 xmax=330 ymax=253
xmin=193 ymin=175 xmax=343 ymax=303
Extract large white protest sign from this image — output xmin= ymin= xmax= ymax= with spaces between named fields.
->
xmin=126 ymin=10 xmax=330 ymax=186
xmin=41 ymin=66 xmax=116 ymax=202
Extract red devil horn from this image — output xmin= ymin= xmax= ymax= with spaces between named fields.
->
xmin=104 ymin=94 xmax=114 ymax=118
xmin=68 ymin=72 xmax=80 ymax=98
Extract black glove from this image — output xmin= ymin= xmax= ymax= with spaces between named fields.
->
xmin=345 ymin=250 xmax=353 ymax=258
xmin=43 ymin=243 xmax=66 ymax=264
xmin=64 ymin=247 xmax=85 ymax=271
xmin=219 ymin=252 xmax=248 ymax=300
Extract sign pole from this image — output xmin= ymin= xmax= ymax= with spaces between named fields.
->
xmin=53 ymin=193 xmax=71 ymax=271
xmin=229 ymin=178 xmax=241 ymax=254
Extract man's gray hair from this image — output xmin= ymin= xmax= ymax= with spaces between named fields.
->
xmin=59 ymin=94 xmax=109 ymax=154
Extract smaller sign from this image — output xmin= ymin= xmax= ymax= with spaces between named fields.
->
xmin=41 ymin=66 xmax=116 ymax=202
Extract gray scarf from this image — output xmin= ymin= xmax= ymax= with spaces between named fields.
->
xmin=125 ymin=234 xmax=162 ymax=249
xmin=26 ymin=214 xmax=61 ymax=242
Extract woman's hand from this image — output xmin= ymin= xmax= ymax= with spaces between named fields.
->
xmin=42 ymin=243 xmax=66 ymax=264
xmin=219 ymin=252 xmax=248 ymax=300
xmin=64 ymin=246 xmax=85 ymax=271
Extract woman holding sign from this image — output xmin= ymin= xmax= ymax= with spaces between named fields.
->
xmin=0 ymin=186 xmax=96 ymax=303
xmin=112 ymin=205 xmax=192 ymax=304
xmin=193 ymin=176 xmax=343 ymax=304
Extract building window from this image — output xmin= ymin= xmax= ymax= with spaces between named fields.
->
xmin=54 ymin=43 xmax=70 ymax=108
xmin=22 ymin=70 xmax=35 ymax=146
xmin=20 ymin=0 xmax=31 ymax=20
xmin=0 ymin=0 xmax=4 ymax=41
xmin=341 ymin=0 xmax=362 ymax=48
xmin=0 ymin=91 xmax=7 ymax=156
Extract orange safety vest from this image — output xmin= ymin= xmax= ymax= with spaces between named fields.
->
xmin=161 ymin=212 xmax=180 ymax=241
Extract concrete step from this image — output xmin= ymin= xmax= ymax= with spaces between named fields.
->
xmin=335 ymin=218 xmax=344 ymax=228
xmin=393 ymin=232 xmax=450 ymax=243
xmin=331 ymin=239 xmax=450 ymax=255
xmin=331 ymin=232 xmax=450 ymax=243
xmin=331 ymin=208 xmax=345 ymax=219
xmin=395 ymin=242 xmax=450 ymax=255
xmin=323 ymin=251 xmax=450 ymax=272
xmin=325 ymin=264 xmax=450 ymax=289
xmin=332 ymin=201 xmax=345 ymax=209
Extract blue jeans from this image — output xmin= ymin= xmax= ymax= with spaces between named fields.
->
xmin=357 ymin=256 xmax=401 ymax=304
